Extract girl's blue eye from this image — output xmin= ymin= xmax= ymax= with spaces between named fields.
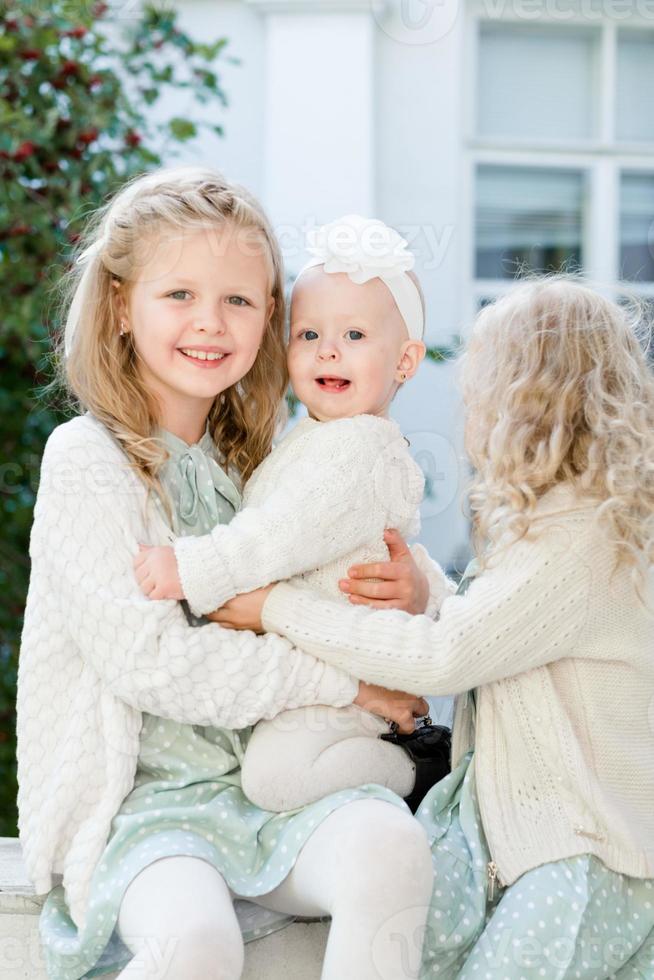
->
xmin=347 ymin=330 xmax=364 ymax=340
xmin=169 ymin=290 xmax=190 ymax=300
xmin=228 ymin=296 xmax=249 ymax=306
xmin=302 ymin=330 xmax=319 ymax=341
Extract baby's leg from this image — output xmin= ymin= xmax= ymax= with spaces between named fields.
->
xmin=248 ymin=798 xmax=434 ymax=980
xmin=240 ymin=705 xmax=415 ymax=811
xmin=115 ymin=855 xmax=244 ymax=979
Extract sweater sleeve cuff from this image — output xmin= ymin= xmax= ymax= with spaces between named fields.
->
xmin=410 ymin=543 xmax=458 ymax=619
xmin=261 ymin=581 xmax=303 ymax=637
xmin=173 ymin=533 xmax=236 ymax=616
xmin=314 ymin=667 xmax=360 ymax=707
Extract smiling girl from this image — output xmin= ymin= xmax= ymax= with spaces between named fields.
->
xmin=16 ymin=168 xmax=433 ymax=980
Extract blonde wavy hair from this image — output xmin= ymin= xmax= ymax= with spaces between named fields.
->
xmin=460 ymin=274 xmax=654 ymax=606
xmin=49 ymin=166 xmax=289 ymax=528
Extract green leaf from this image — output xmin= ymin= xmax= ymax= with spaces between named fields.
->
xmin=168 ymin=117 xmax=197 ymax=141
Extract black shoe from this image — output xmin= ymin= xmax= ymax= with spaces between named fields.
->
xmin=380 ymin=717 xmax=451 ymax=814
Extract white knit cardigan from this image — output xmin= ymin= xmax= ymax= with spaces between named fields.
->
xmin=261 ymin=484 xmax=654 ymax=888
xmin=16 ymin=413 xmax=362 ymax=932
xmin=173 ymin=413 xmax=440 ymax=616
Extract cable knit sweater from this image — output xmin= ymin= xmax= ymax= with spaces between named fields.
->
xmin=261 ymin=483 xmax=654 ymax=887
xmin=16 ymin=413 xmax=361 ymax=932
xmin=173 ymin=413 xmax=446 ymax=616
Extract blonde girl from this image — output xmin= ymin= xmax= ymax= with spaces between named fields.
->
xmin=220 ymin=276 xmax=654 ymax=979
xmin=16 ymin=166 xmax=434 ymax=980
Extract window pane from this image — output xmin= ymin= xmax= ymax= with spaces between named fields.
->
xmin=620 ymin=172 xmax=654 ymax=282
xmin=475 ymin=166 xmax=584 ymax=279
xmin=477 ymin=24 xmax=596 ymax=141
xmin=616 ymin=32 xmax=654 ymax=143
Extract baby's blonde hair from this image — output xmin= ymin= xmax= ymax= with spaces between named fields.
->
xmin=460 ymin=274 xmax=654 ymax=605
xmin=50 ymin=166 xmax=289 ymax=527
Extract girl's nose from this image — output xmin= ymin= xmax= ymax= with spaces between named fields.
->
xmin=196 ymin=307 xmax=227 ymax=335
xmin=317 ymin=344 xmax=338 ymax=361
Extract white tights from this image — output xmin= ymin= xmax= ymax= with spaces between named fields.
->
xmin=114 ymin=799 xmax=433 ymax=980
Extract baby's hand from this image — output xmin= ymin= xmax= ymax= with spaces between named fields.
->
xmin=133 ymin=543 xmax=184 ymax=600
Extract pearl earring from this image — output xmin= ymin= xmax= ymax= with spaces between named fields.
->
xmin=119 ymin=319 xmax=126 ymax=336
xmin=400 ymin=372 xmax=407 ymax=382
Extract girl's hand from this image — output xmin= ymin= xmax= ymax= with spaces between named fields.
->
xmin=133 ymin=543 xmax=184 ymax=600
xmin=355 ymin=681 xmax=429 ymax=735
xmin=339 ymin=528 xmax=430 ymax=614
xmin=206 ymin=585 xmax=275 ymax=633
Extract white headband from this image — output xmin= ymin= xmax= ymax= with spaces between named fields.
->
xmin=293 ymin=214 xmax=425 ymax=342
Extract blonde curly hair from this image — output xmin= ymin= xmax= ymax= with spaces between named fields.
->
xmin=460 ymin=274 xmax=654 ymax=606
xmin=49 ymin=165 xmax=289 ymax=528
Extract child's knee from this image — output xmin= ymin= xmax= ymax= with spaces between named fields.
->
xmin=331 ymin=801 xmax=433 ymax=900
xmin=120 ymin=918 xmax=244 ymax=980
xmin=116 ymin=857 xmax=244 ymax=980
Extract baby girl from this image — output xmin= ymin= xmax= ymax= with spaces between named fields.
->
xmin=134 ymin=214 xmax=454 ymax=812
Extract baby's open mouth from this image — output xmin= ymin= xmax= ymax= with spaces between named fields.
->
xmin=316 ymin=376 xmax=351 ymax=391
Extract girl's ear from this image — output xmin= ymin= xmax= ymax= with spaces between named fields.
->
xmin=266 ymin=295 xmax=275 ymax=325
xmin=396 ymin=340 xmax=426 ymax=383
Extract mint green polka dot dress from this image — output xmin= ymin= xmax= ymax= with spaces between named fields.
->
xmin=416 ymin=562 xmax=654 ymax=979
xmin=39 ymin=420 xmax=409 ymax=980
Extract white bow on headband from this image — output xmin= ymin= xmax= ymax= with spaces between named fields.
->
xmin=294 ymin=214 xmax=425 ymax=342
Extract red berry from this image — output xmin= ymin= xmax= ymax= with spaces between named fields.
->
xmin=92 ymin=2 xmax=108 ymax=15
xmin=13 ymin=141 xmax=36 ymax=162
xmin=125 ymin=130 xmax=141 ymax=148
xmin=43 ymin=161 xmax=59 ymax=173
xmin=65 ymin=26 xmax=87 ymax=38
xmin=89 ymin=74 xmax=103 ymax=88
xmin=4 ymin=18 xmax=18 ymax=31
xmin=61 ymin=60 xmax=79 ymax=76
xmin=10 ymin=224 xmax=30 ymax=236
xmin=20 ymin=48 xmax=41 ymax=60
xmin=78 ymin=128 xmax=99 ymax=145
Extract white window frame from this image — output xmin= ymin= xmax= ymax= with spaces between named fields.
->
xmin=461 ymin=4 xmax=654 ymax=327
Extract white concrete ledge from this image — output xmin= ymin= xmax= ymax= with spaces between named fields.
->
xmin=0 ymin=838 xmax=327 ymax=979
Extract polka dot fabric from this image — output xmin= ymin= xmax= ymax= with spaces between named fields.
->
xmin=38 ymin=423 xmax=408 ymax=980
xmin=417 ymin=754 xmax=654 ymax=977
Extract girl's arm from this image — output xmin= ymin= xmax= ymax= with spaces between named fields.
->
xmin=259 ymin=522 xmax=593 ymax=696
xmin=173 ymin=415 xmax=424 ymax=616
xmin=28 ymin=424 xmax=361 ymax=730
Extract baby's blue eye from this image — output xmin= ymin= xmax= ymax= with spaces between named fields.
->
xmin=347 ymin=330 xmax=364 ymax=340
xmin=302 ymin=329 xmax=319 ymax=341
xmin=169 ymin=290 xmax=190 ymax=300
xmin=228 ymin=296 xmax=249 ymax=306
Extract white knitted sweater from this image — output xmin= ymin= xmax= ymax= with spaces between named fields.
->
xmin=262 ymin=484 xmax=654 ymax=887
xmin=173 ymin=414 xmax=449 ymax=616
xmin=16 ymin=413 xmax=362 ymax=932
